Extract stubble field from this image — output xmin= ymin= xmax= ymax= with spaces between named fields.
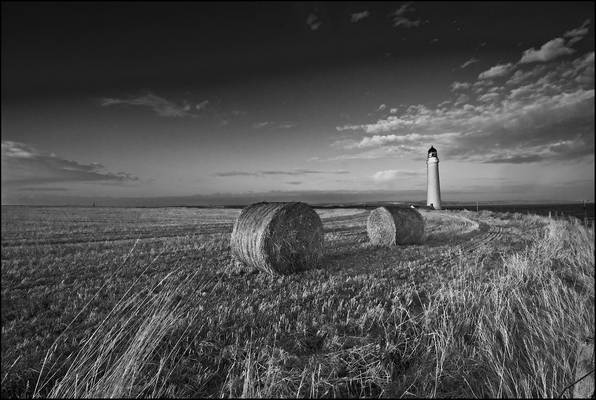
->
xmin=1 ymin=206 xmax=594 ymax=398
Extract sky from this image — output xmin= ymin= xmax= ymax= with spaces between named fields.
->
xmin=2 ymin=1 xmax=594 ymax=206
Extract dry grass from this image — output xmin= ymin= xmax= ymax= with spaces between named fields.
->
xmin=1 ymin=206 xmax=593 ymax=398
xmin=385 ymin=217 xmax=594 ymax=398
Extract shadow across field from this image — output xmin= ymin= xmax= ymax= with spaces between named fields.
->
xmin=320 ymin=211 xmax=487 ymax=277
xmin=321 ymin=241 xmax=429 ymax=278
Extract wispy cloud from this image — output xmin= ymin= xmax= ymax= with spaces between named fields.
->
xmin=482 ymin=154 xmax=544 ymax=164
xmin=1 ymin=141 xmax=139 ymax=186
xmin=252 ymin=121 xmax=296 ymax=129
xmin=100 ymin=92 xmax=208 ymax=118
xmin=478 ymin=63 xmax=515 ymax=80
xmin=453 ymin=93 xmax=469 ymax=106
xmin=519 ymin=37 xmax=575 ymax=64
xmin=373 ymin=169 xmax=423 ymax=183
xmin=213 ymin=171 xmax=256 ymax=177
xmin=18 ymin=187 xmax=69 ymax=191
xmin=451 ymin=81 xmax=471 ymax=91
xmin=312 ymin=146 xmax=418 ymax=162
xmin=460 ymin=57 xmax=479 ymax=69
xmin=214 ymin=169 xmax=349 ymax=177
xmin=252 ymin=121 xmax=271 ymax=129
xmin=391 ymin=3 xmax=421 ymax=28
xmin=350 ymin=10 xmax=370 ymax=23
xmin=306 ymin=13 xmax=322 ymax=31
xmin=195 ymin=100 xmax=209 ymax=111
xmin=515 ymin=21 xmax=590 ymax=64
xmin=564 ymin=19 xmax=591 ymax=45
xmin=477 ymin=91 xmax=500 ymax=103
xmin=343 ymin=132 xmax=459 ymax=150
xmin=331 ymin=48 xmax=594 ymax=164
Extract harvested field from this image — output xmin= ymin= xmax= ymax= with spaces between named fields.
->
xmin=1 ymin=206 xmax=594 ymax=398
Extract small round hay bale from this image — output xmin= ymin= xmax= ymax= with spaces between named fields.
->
xmin=367 ymin=206 xmax=424 ymax=246
xmin=230 ymin=202 xmax=324 ymax=275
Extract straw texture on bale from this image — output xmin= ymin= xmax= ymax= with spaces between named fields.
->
xmin=230 ymin=202 xmax=324 ymax=275
xmin=367 ymin=206 xmax=424 ymax=246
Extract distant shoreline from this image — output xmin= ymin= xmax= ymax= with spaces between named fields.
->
xmin=2 ymin=201 xmax=594 ymax=209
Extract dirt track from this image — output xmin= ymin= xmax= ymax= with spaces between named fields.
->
xmin=318 ymin=208 xmax=526 ymax=282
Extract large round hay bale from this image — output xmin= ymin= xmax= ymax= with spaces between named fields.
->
xmin=230 ymin=202 xmax=324 ymax=275
xmin=367 ymin=206 xmax=424 ymax=246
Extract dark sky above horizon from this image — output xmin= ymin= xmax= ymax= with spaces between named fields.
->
xmin=2 ymin=1 xmax=594 ymax=205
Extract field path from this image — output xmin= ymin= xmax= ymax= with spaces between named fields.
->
xmin=323 ymin=209 xmax=517 ymax=281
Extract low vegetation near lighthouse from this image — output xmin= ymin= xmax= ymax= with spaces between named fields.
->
xmin=1 ymin=206 xmax=594 ymax=398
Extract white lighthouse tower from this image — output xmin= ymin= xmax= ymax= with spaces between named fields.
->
xmin=426 ymin=145 xmax=442 ymax=210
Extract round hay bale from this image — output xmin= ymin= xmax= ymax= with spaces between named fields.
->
xmin=230 ymin=202 xmax=324 ymax=275
xmin=367 ymin=206 xmax=424 ymax=246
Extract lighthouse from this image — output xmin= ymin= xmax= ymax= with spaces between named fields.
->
xmin=426 ymin=146 xmax=442 ymax=210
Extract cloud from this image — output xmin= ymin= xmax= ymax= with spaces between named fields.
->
xmin=391 ymin=3 xmax=421 ymax=28
xmin=252 ymin=121 xmax=296 ymax=129
xmin=337 ymin=115 xmax=414 ymax=135
xmin=316 ymin=146 xmax=414 ymax=161
xmin=19 ymin=187 xmax=69 ymax=191
xmin=350 ymin=10 xmax=370 ymax=23
xmin=331 ymin=51 xmax=594 ymax=164
xmin=1 ymin=141 xmax=139 ymax=186
xmin=373 ymin=169 xmax=423 ymax=183
xmin=451 ymin=81 xmax=471 ymax=91
xmin=564 ymin=19 xmax=591 ymax=45
xmin=341 ymin=132 xmax=459 ymax=150
xmin=213 ymin=171 xmax=256 ymax=177
xmin=454 ymin=93 xmax=470 ymax=106
xmin=345 ymin=134 xmax=406 ymax=149
xmin=306 ymin=13 xmax=322 ymax=31
xmin=195 ymin=100 xmax=209 ymax=111
xmin=214 ymin=169 xmax=349 ymax=177
xmin=482 ymin=154 xmax=544 ymax=164
xmin=477 ymin=92 xmax=500 ymax=103
xmin=478 ymin=63 xmax=515 ymax=80
xmin=505 ymin=65 xmax=548 ymax=86
xmin=100 ymin=92 xmax=206 ymax=117
xmin=519 ymin=37 xmax=575 ymax=64
xmin=461 ymin=58 xmax=479 ymax=69
xmin=253 ymin=121 xmax=271 ymax=128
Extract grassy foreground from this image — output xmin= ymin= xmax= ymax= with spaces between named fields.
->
xmin=2 ymin=208 xmax=594 ymax=398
